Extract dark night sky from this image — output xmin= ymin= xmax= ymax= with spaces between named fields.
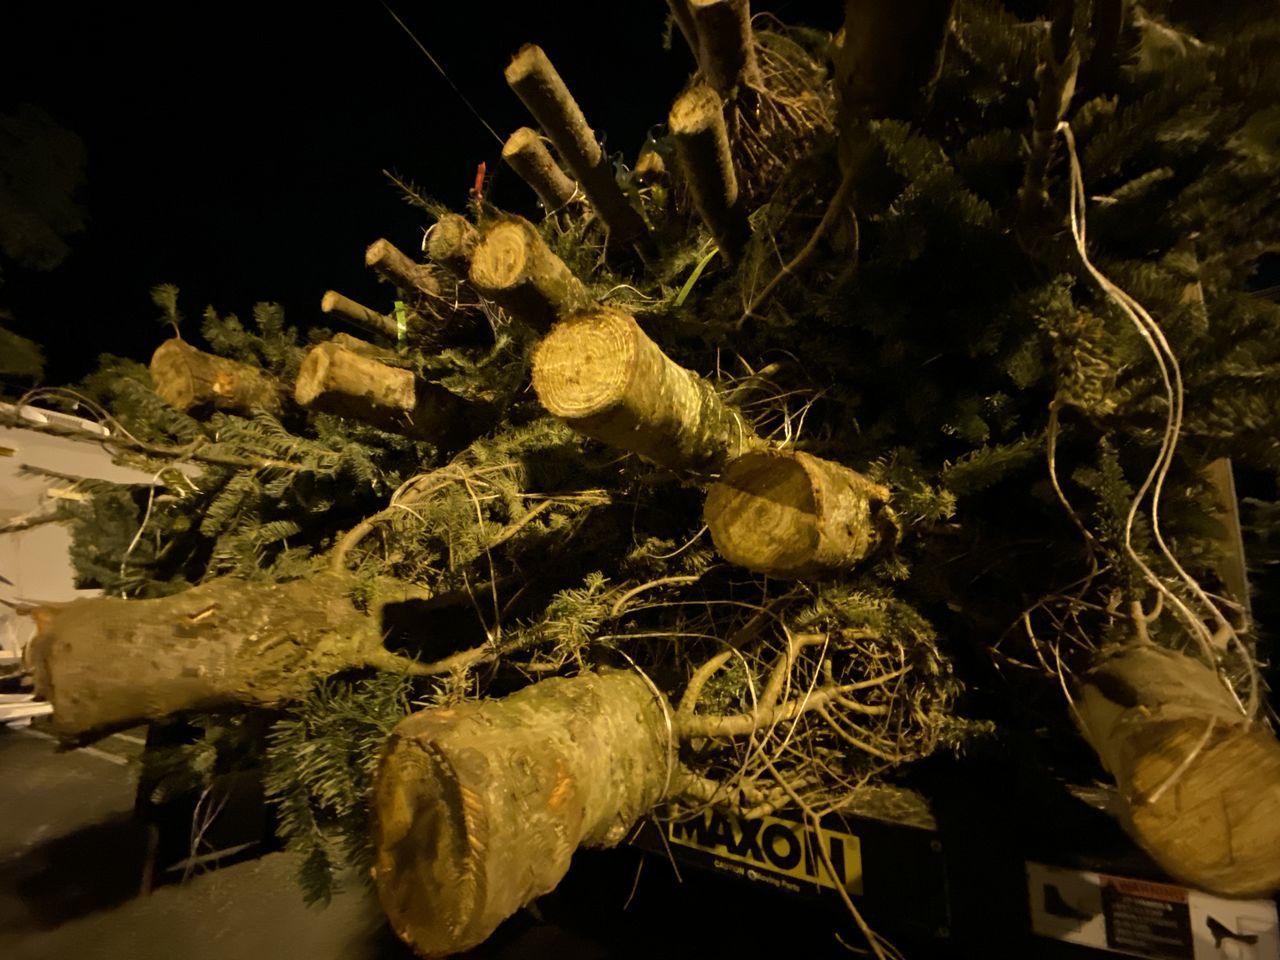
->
xmin=1 ymin=1 xmax=837 ymax=384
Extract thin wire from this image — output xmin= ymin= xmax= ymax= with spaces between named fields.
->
xmin=380 ymin=1 xmax=505 ymax=147
xmin=1057 ymin=121 xmax=1258 ymax=718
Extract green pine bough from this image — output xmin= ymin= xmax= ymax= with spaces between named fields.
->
xmin=16 ymin=1 xmax=1280 ymax=955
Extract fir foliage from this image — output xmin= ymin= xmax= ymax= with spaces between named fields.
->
xmin=34 ymin=0 xmax=1280 ymax=903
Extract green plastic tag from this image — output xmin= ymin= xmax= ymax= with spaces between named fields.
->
xmin=393 ymin=301 xmax=409 ymax=344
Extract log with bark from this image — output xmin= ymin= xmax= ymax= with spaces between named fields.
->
xmin=371 ymin=642 xmax=915 ymax=956
xmin=468 ymin=217 xmax=591 ymax=331
xmin=669 ymin=83 xmax=749 ymax=262
xmin=831 ymin=0 xmax=955 ymax=177
xmin=505 ymin=45 xmax=655 ymax=260
xmin=704 ymin=449 xmax=897 ymax=578
xmin=501 ymin=127 xmax=578 ymax=215
xmin=666 ymin=0 xmax=699 ymax=58
xmin=328 ymin=332 xmax=399 ymax=361
xmin=365 ymin=238 xmax=442 ymax=301
xmin=1075 ymin=644 xmax=1280 ymax=897
xmin=150 ymin=338 xmax=285 ymax=418
xmin=295 ymin=340 xmax=483 ymax=449
xmin=426 ymin=214 xmax=480 ymax=281
xmin=689 ymin=0 xmax=761 ymax=97
xmin=23 ymin=574 xmax=438 ymax=742
xmin=372 ymin=669 xmax=671 ymax=957
xmin=532 ymin=306 xmax=759 ymax=473
xmin=321 ymin=290 xmax=400 ymax=343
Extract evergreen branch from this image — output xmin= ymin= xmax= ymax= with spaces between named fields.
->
xmin=0 ymin=411 xmax=306 ymax=472
xmin=0 ymin=504 xmax=64 ymax=534
xmin=736 ymin=161 xmax=857 ymax=329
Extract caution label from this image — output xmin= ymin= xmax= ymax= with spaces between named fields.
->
xmin=1028 ymin=862 xmax=1280 ymax=960
xmin=1102 ymin=877 xmax=1192 ymax=959
xmin=667 ymin=809 xmax=864 ymax=895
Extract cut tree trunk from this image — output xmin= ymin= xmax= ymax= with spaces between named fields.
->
xmin=329 ymin=332 xmax=399 ymax=361
xmin=501 ymin=127 xmax=579 ymax=215
xmin=150 ymin=338 xmax=284 ymax=418
xmin=704 ymin=449 xmax=896 ymax=578
xmin=321 ymin=290 xmax=399 ymax=342
xmin=295 ymin=341 xmax=479 ymax=449
xmin=426 ymin=214 xmax=481 ymax=281
xmin=1076 ymin=644 xmax=1280 ymax=897
xmin=689 ymin=0 xmax=761 ymax=97
xmin=505 ymin=45 xmax=655 ymax=260
xmin=23 ymin=574 xmax=416 ymax=742
xmin=667 ymin=0 xmax=699 ymax=57
xmin=832 ymin=0 xmax=955 ymax=177
xmin=669 ymin=84 xmax=749 ymax=262
xmin=468 ymin=217 xmax=591 ymax=331
xmin=372 ymin=670 xmax=671 ymax=957
xmin=532 ymin=306 xmax=759 ymax=474
xmin=365 ymin=238 xmax=442 ymax=300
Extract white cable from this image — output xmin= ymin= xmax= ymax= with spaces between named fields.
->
xmin=1057 ymin=122 xmax=1257 ymax=718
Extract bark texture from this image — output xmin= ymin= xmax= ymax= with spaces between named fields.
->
xmin=372 ymin=670 xmax=671 ymax=957
xmin=426 ymin=215 xmax=480 ymax=281
xmin=669 ymin=84 xmax=748 ymax=262
xmin=150 ymin=338 xmax=284 ymax=417
xmin=24 ymin=575 xmax=394 ymax=742
xmin=689 ymin=0 xmax=762 ymax=96
xmin=532 ymin=307 xmax=759 ymax=474
xmin=366 ymin=238 xmax=442 ymax=300
xmin=321 ymin=290 xmax=399 ymax=342
xmin=832 ymin=0 xmax=955 ymax=176
xmin=704 ymin=449 xmax=896 ymax=578
xmin=1076 ymin=645 xmax=1280 ymax=897
xmin=468 ymin=218 xmax=591 ymax=331
xmin=296 ymin=341 xmax=475 ymax=448
xmin=329 ymin=332 xmax=399 ymax=361
xmin=667 ymin=0 xmax=699 ymax=56
xmin=501 ymin=127 xmax=579 ymax=214
xmin=505 ymin=45 xmax=654 ymax=257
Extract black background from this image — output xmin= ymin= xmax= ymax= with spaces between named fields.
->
xmin=0 ymin=0 xmax=836 ymax=384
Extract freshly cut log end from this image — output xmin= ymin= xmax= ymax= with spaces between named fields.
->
xmin=504 ymin=45 xmax=600 ymax=171
xmin=321 ymin=290 xmax=398 ymax=342
xmin=426 ymin=214 xmax=480 ymax=280
xmin=531 ymin=306 xmax=758 ymax=474
xmin=23 ymin=575 xmax=381 ymax=742
xmin=365 ymin=238 xmax=441 ymax=299
xmin=689 ymin=0 xmax=762 ymax=96
xmin=149 ymin=338 xmax=283 ymax=417
xmin=501 ymin=127 xmax=578 ymax=214
xmin=296 ymin=341 xmax=474 ymax=448
xmin=1077 ymin=645 xmax=1280 ymax=897
xmin=704 ymin=449 xmax=896 ymax=579
xmin=505 ymin=45 xmax=654 ymax=258
xmin=372 ymin=670 xmax=671 ymax=958
xmin=468 ymin=218 xmax=590 ymax=331
xmin=670 ymin=84 xmax=748 ymax=262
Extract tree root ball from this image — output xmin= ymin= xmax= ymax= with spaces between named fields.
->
xmin=1077 ymin=645 xmax=1280 ymax=897
xmin=372 ymin=670 xmax=672 ymax=957
xmin=704 ymin=449 xmax=897 ymax=578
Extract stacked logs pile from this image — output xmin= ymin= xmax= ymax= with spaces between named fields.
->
xmin=22 ymin=2 xmax=1280 ymax=957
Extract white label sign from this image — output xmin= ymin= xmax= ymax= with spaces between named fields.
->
xmin=1028 ymin=862 xmax=1279 ymax=960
